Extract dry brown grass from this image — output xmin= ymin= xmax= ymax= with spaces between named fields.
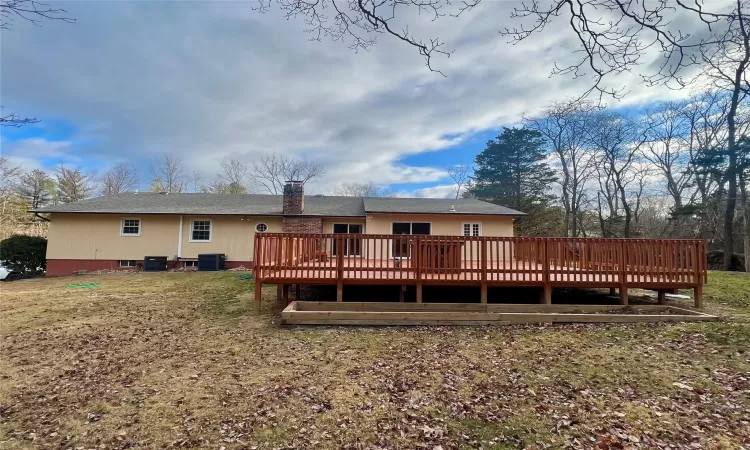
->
xmin=1 ymin=272 xmax=749 ymax=449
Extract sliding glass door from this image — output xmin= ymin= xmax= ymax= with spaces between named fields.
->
xmin=392 ymin=222 xmax=431 ymax=257
xmin=332 ymin=223 xmax=363 ymax=256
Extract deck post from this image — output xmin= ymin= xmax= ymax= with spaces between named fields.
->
xmin=399 ymin=285 xmax=406 ymax=302
xmin=254 ymin=280 xmax=262 ymax=315
xmin=415 ymin=236 xmax=423 ymax=304
xmin=336 ymin=237 xmax=344 ymax=302
xmin=609 ymin=288 xmax=617 ymax=296
xmin=480 ymin=238 xmax=488 ymax=304
xmin=276 ymin=284 xmax=283 ymax=302
xmin=416 ymin=283 xmax=422 ymax=304
xmin=542 ymin=239 xmax=551 ymax=304
xmin=694 ymin=285 xmax=703 ymax=309
xmin=657 ymin=291 xmax=666 ymax=305
xmin=282 ymin=284 xmax=289 ymax=304
xmin=619 ymin=241 xmax=628 ymax=305
xmin=693 ymin=241 xmax=703 ymax=309
xmin=295 ymin=284 xmax=301 ymax=301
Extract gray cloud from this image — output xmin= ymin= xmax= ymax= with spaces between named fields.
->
xmin=0 ymin=0 xmax=716 ymax=195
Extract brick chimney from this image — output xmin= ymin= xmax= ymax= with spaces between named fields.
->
xmin=281 ymin=180 xmax=323 ymax=233
xmin=283 ymin=180 xmax=304 ymax=215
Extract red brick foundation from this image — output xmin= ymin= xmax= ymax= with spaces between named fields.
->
xmin=46 ymin=259 xmax=253 ymax=277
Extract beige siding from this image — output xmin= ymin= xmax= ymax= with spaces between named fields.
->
xmin=47 ymin=213 xmax=180 ymax=260
xmin=362 ymin=214 xmax=515 ymax=261
xmin=364 ymin=214 xmax=514 ymax=237
xmin=180 ymin=216 xmax=282 ymax=260
xmin=47 ymin=213 xmax=283 ymax=261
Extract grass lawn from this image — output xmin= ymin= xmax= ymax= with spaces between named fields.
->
xmin=1 ymin=271 xmax=748 ymax=449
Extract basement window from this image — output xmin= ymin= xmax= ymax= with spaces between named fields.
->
xmin=119 ymin=260 xmax=137 ymax=267
xmin=120 ymin=218 xmax=141 ymax=236
xmin=190 ymin=220 xmax=212 ymax=242
xmin=183 ymin=260 xmax=198 ymax=268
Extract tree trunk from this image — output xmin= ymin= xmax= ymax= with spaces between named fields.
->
xmin=741 ymin=173 xmax=750 ymax=272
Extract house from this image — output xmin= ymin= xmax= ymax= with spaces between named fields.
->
xmin=33 ymin=181 xmax=524 ymax=276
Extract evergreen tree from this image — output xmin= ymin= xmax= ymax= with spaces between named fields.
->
xmin=17 ymin=169 xmax=54 ymax=208
xmin=468 ymin=127 xmax=560 ymax=235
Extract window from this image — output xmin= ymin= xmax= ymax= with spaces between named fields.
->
xmin=183 ymin=260 xmax=198 ymax=268
xmin=255 ymin=223 xmax=268 ymax=233
xmin=119 ymin=260 xmax=137 ymax=267
xmin=332 ymin=223 xmax=363 ymax=256
xmin=190 ymin=220 xmax=212 ymax=242
xmin=463 ymin=223 xmax=481 ymax=236
xmin=121 ymin=218 xmax=140 ymax=236
xmin=391 ymin=222 xmax=431 ymax=257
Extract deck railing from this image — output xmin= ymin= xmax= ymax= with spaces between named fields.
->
xmin=254 ymin=233 xmax=707 ymax=287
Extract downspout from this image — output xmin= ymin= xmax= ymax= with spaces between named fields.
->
xmin=177 ymin=215 xmax=183 ymax=258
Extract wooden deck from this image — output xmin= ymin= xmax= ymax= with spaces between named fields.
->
xmin=253 ymin=234 xmax=708 ymax=313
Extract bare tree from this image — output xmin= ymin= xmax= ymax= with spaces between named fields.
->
xmin=191 ymin=170 xmax=203 ymax=193
xmin=525 ymin=100 xmax=598 ymax=237
xmin=17 ymin=168 xmax=54 ymax=208
xmin=100 ymin=162 xmax=139 ymax=196
xmin=641 ymin=101 xmax=694 ymax=230
xmin=56 ymin=165 xmax=94 ymax=203
xmin=447 ymin=164 xmax=472 ymax=199
xmin=332 ymin=181 xmax=393 ymax=197
xmin=250 ymin=153 xmax=325 ymax=194
xmin=149 ymin=154 xmax=186 ymax=193
xmin=590 ymin=112 xmax=648 ymax=238
xmin=219 ymin=158 xmax=249 ymax=188
xmin=201 ymin=179 xmax=249 ymax=195
xmin=0 ymin=156 xmax=22 ymax=197
xmin=692 ymin=2 xmax=750 ymax=269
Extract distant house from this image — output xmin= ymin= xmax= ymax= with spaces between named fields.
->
xmin=33 ymin=181 xmax=524 ymax=276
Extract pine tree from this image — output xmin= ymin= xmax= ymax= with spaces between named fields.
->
xmin=468 ymin=127 xmax=560 ymax=235
xmin=17 ymin=169 xmax=55 ymax=208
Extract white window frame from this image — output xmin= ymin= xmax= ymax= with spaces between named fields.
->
xmin=119 ymin=260 xmax=137 ymax=267
xmin=189 ymin=219 xmax=212 ymax=243
xmin=462 ymin=222 xmax=482 ymax=237
xmin=120 ymin=217 xmax=141 ymax=237
xmin=255 ymin=222 xmax=269 ymax=233
xmin=183 ymin=260 xmax=198 ymax=267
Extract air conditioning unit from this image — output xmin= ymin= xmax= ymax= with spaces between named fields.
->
xmin=143 ymin=256 xmax=168 ymax=272
xmin=198 ymin=254 xmax=226 ymax=271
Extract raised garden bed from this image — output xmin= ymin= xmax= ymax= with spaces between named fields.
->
xmin=281 ymin=301 xmax=718 ymax=326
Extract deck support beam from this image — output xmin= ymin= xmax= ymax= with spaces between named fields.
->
xmin=657 ymin=291 xmax=666 ymax=305
xmin=416 ymin=282 xmax=422 ymax=304
xmin=694 ymin=285 xmax=703 ymax=309
xmin=295 ymin=284 xmax=301 ymax=301
xmin=480 ymin=282 xmax=488 ymax=304
xmin=619 ymin=286 xmax=629 ymax=305
xmin=254 ymin=281 xmax=263 ymax=315
xmin=399 ymin=285 xmax=406 ymax=303
xmin=336 ymin=280 xmax=343 ymax=302
xmin=542 ymin=284 xmax=552 ymax=305
xmin=282 ymin=284 xmax=289 ymax=304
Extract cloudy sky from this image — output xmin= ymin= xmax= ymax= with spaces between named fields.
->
xmin=1 ymin=0 xmax=704 ymax=197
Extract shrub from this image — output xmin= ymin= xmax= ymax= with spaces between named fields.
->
xmin=0 ymin=235 xmax=48 ymax=274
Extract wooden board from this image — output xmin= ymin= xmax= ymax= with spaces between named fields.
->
xmin=280 ymin=302 xmax=718 ymax=326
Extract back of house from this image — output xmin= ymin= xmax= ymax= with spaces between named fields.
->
xmin=32 ymin=181 xmax=523 ymax=276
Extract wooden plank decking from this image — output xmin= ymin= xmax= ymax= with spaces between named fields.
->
xmin=252 ymin=234 xmax=708 ymax=314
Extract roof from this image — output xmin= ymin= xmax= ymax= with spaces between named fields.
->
xmin=31 ymin=192 xmax=525 ymax=217
xmin=363 ymin=197 xmax=524 ymax=216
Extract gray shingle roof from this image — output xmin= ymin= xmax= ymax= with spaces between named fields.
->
xmin=363 ymin=198 xmax=525 ymax=215
xmin=31 ymin=193 xmax=366 ymax=216
xmin=31 ymin=193 xmax=524 ymax=217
